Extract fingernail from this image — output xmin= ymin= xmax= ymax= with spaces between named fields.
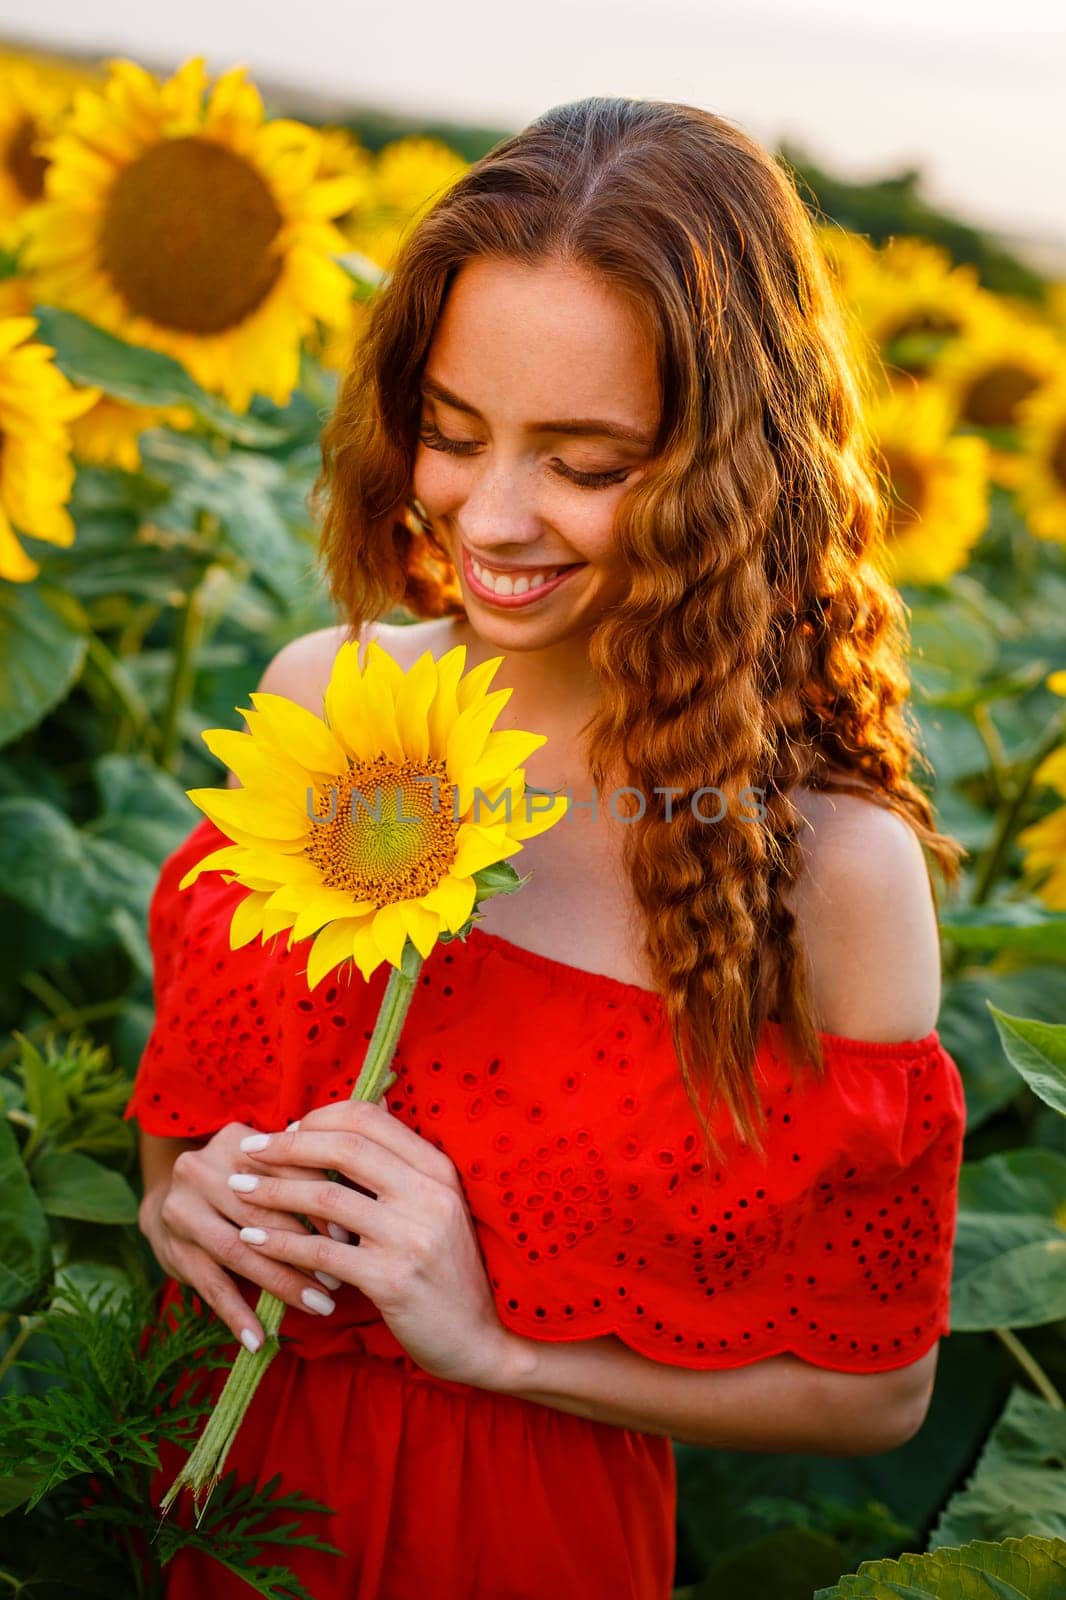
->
xmin=228 ymin=1173 xmax=259 ymax=1192
xmin=314 ymin=1270 xmax=342 ymax=1291
xmin=240 ymin=1227 xmax=268 ymax=1244
xmin=301 ymin=1287 xmax=336 ymax=1315
xmin=327 ymin=1221 xmax=349 ymax=1242
xmin=241 ymin=1328 xmax=262 ymax=1354
xmin=287 ymin=1120 xmax=301 ymax=1132
xmin=240 ymin=1133 xmax=271 ymax=1152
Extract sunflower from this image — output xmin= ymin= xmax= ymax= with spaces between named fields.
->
xmin=1015 ymin=671 xmax=1066 ymax=911
xmin=998 ymin=372 xmax=1066 ymax=545
xmin=348 ymin=135 xmax=467 ymax=269
xmin=303 ymin=127 xmax=376 ymax=371
xmin=842 ymin=235 xmax=991 ymax=386
xmin=869 ymin=379 xmax=991 ymax=586
xmin=70 ymin=394 xmax=194 ymax=473
xmin=0 ymin=315 xmax=98 ymax=582
xmin=22 ymin=58 xmax=363 ymax=412
xmin=929 ymin=304 xmax=1063 ymax=488
xmin=0 ymin=61 xmax=70 ymax=244
xmin=180 ymin=639 xmax=569 ymax=987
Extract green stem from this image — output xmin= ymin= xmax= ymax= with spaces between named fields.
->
xmin=994 ymin=1327 xmax=1064 ymax=1408
xmin=969 ymin=711 xmax=1066 ymax=907
xmin=971 ymin=703 xmax=1009 ymax=807
xmin=158 ymin=577 xmax=210 ymax=773
xmin=19 ymin=972 xmax=75 ymax=1017
xmin=83 ymin=632 xmax=156 ymax=753
xmin=156 ymin=948 xmax=422 ymax=1521
xmin=0 ymin=1317 xmax=37 ymax=1388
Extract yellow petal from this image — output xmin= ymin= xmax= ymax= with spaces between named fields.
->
xmin=426 ymin=644 xmax=467 ymax=755
xmin=455 ymin=653 xmax=505 ymax=711
xmin=460 ymin=730 xmax=548 ymax=811
xmin=200 ymin=726 xmax=312 ymax=794
xmin=324 ymin=640 xmax=374 ymax=761
xmin=282 ymin=888 xmax=378 ymax=943
xmin=350 ymin=920 xmax=386 ymax=983
xmin=508 ymin=790 xmax=570 ymax=841
xmin=187 ymin=784 xmax=309 ymax=843
xmin=393 ymin=650 xmax=440 ymax=764
xmin=451 ymin=823 xmax=516 ymax=878
xmin=247 ymin=691 xmax=348 ymax=775
xmin=304 ymin=917 xmax=362 ymax=990
xmin=419 ymin=872 xmax=477 ymax=933
xmin=371 ymin=901 xmax=408 ymax=968
xmin=445 ymin=688 xmax=512 ymax=783
xmin=177 ymin=842 xmax=260 ymax=890
xmin=230 ymin=889 xmax=272 ymax=950
xmin=399 ymin=898 xmax=440 ymax=961
xmin=361 ymin=643 xmax=405 ymax=762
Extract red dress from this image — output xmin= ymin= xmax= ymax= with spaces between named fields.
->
xmin=125 ymin=817 xmax=967 ymax=1600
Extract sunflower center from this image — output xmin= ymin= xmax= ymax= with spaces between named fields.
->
xmin=882 ymin=450 xmax=926 ymax=532
xmin=888 ymin=309 xmax=962 ymax=340
xmin=99 ymin=136 xmax=284 ymax=335
xmin=962 ymin=365 xmax=1040 ymax=428
xmin=1050 ymin=425 xmax=1066 ymax=494
xmin=303 ymin=754 xmax=458 ymax=906
xmin=7 ymin=115 xmax=48 ymax=202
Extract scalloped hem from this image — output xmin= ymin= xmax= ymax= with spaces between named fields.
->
xmin=493 ymin=1304 xmax=949 ymax=1376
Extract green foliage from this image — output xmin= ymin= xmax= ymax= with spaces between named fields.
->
xmin=783 ymin=145 xmax=1050 ymax=302
xmin=930 ymin=1389 xmax=1066 ymax=1546
xmin=4 ymin=157 xmax=1066 ymax=1597
xmin=812 ymin=1534 xmax=1066 ymax=1597
xmin=0 ymin=1278 xmax=343 ymax=1598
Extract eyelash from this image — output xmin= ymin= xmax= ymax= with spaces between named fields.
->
xmin=417 ymin=425 xmax=632 ymax=491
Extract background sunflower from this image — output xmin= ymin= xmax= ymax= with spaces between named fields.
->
xmin=22 ymin=57 xmax=363 ymax=411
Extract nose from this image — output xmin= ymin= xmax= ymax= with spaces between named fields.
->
xmin=454 ymin=453 xmax=545 ymax=561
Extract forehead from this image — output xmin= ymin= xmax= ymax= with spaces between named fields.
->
xmin=425 ymin=256 xmax=660 ymax=428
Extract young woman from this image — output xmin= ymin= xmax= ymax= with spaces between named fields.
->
xmin=128 ymin=96 xmax=968 ymax=1599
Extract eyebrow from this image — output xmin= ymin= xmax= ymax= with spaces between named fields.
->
xmin=420 ymin=375 xmax=656 ymax=448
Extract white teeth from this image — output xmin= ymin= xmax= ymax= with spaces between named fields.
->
xmin=471 ymin=558 xmax=561 ymax=596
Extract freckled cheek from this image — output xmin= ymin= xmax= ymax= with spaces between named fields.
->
xmin=412 ymin=451 xmax=463 ymax=519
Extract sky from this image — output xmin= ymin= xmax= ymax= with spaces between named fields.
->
xmin=4 ymin=0 xmax=1063 ymax=250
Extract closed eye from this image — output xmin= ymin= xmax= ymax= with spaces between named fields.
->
xmin=417 ymin=425 xmax=632 ymax=491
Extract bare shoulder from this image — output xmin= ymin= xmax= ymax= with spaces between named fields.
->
xmin=783 ymin=785 xmax=942 ymax=1042
xmin=255 ymin=617 xmax=444 ymax=714
xmin=222 ymin=619 xmax=443 ymax=789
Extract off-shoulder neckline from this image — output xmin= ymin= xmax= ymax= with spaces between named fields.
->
xmin=462 ymin=926 xmax=942 ymax=1058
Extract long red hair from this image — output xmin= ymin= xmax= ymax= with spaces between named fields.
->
xmin=314 ymin=96 xmax=966 ymax=1163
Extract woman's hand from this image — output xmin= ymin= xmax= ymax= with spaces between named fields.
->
xmin=226 ymin=1098 xmax=522 ymax=1389
xmin=143 ymin=1120 xmax=350 ymax=1352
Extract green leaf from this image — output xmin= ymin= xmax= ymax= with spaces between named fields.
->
xmin=32 ymin=1150 xmax=138 ymax=1224
xmin=91 ymin=751 xmax=199 ymax=863
xmin=19 ymin=1036 xmax=73 ymax=1161
xmin=939 ymin=969 xmax=1066 ymax=1131
xmin=813 ymin=1533 xmax=1066 ymax=1598
xmin=0 ymin=1118 xmax=52 ymax=1314
xmin=931 ymin=1388 xmax=1066 ymax=1546
xmin=941 ymin=905 xmax=1066 ymax=962
xmin=472 ymin=859 xmax=529 ymax=900
xmin=31 ymin=306 xmax=292 ymax=447
xmin=0 ymin=797 xmax=157 ymax=941
xmin=950 ymin=1148 xmax=1066 ymax=1330
xmin=0 ymin=582 xmax=87 ymax=750
xmin=140 ymin=431 xmax=312 ymax=602
xmin=987 ymin=1005 xmax=1066 ymax=1117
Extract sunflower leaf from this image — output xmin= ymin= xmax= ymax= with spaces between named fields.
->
xmin=30 ymin=307 xmax=293 ymax=447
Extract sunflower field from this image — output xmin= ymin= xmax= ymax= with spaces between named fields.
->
xmin=0 ymin=48 xmax=1064 ymax=1600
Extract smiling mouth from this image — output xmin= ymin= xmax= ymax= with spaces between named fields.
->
xmin=462 ymin=546 xmax=585 ymax=604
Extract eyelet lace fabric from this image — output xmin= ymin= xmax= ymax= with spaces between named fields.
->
xmin=127 ymin=816 xmax=966 ymax=1378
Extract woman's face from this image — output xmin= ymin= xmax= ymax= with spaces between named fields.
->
xmin=413 ymin=255 xmax=661 ymax=648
